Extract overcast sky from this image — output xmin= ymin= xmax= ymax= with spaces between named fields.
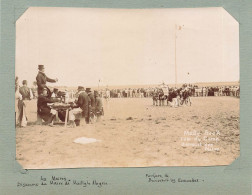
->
xmin=15 ymin=7 xmax=239 ymax=87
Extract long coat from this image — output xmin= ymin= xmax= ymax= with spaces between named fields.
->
xmin=76 ymin=91 xmax=89 ymax=117
xmin=88 ymin=92 xmax=95 ymax=108
xmin=37 ymin=95 xmax=58 ymax=121
xmin=19 ymin=86 xmax=30 ymax=100
xmin=36 ymin=72 xmax=56 ymax=95
xmin=95 ymin=97 xmax=103 ymax=112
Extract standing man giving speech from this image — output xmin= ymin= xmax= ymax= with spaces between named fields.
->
xmin=36 ymin=65 xmax=58 ymax=96
xmin=36 ymin=65 xmax=58 ymax=124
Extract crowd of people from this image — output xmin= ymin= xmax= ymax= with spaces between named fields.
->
xmin=99 ymin=84 xmax=240 ymax=99
xmin=97 ymin=84 xmax=239 ymax=108
xmin=15 ymin=65 xmax=104 ymax=128
xmin=100 ymin=88 xmax=151 ymax=99
xmin=15 ymin=64 xmax=240 ymax=127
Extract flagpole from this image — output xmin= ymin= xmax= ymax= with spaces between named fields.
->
xmin=175 ymin=24 xmax=177 ymax=88
xmin=98 ymin=79 xmax=100 ymax=91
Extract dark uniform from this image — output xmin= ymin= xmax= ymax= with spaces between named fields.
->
xmin=85 ymin=88 xmax=94 ymax=123
xmin=35 ymin=65 xmax=58 ymax=124
xmin=37 ymin=95 xmax=59 ymax=124
xmin=36 ymin=71 xmax=57 ymax=96
xmin=73 ymin=89 xmax=90 ymax=124
xmin=19 ymin=80 xmax=31 ymax=100
xmin=19 ymin=86 xmax=30 ymax=100
xmin=88 ymin=91 xmax=95 ymax=111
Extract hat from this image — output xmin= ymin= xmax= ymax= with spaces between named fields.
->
xmin=22 ymin=80 xmax=27 ymax=85
xmin=38 ymin=65 xmax=45 ymax=70
xmin=94 ymin=90 xmax=99 ymax=96
xmin=53 ymin=88 xmax=58 ymax=93
xmin=78 ymin=86 xmax=85 ymax=91
xmin=85 ymin=88 xmax=91 ymax=93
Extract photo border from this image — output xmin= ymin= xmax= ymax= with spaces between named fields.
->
xmin=1 ymin=0 xmax=251 ymax=194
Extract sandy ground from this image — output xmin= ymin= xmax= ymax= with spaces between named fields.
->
xmin=16 ymin=97 xmax=240 ymax=169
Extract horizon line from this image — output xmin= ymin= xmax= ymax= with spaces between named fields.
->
xmin=52 ymin=80 xmax=240 ymax=88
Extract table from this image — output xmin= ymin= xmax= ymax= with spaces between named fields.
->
xmin=49 ymin=103 xmax=71 ymax=127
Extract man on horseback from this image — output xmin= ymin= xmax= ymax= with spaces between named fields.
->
xmin=180 ymin=86 xmax=192 ymax=106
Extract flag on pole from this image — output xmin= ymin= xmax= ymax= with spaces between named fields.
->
xmin=178 ymin=25 xmax=184 ymax=30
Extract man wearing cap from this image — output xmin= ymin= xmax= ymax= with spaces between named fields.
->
xmin=68 ymin=86 xmax=89 ymax=127
xmin=19 ymin=80 xmax=31 ymax=100
xmin=36 ymin=65 xmax=58 ymax=96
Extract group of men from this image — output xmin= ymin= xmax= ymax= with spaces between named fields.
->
xmin=193 ymin=86 xmax=240 ymax=97
xmin=68 ymin=86 xmax=103 ymax=127
xmin=35 ymin=64 xmax=103 ymax=127
xmin=152 ymin=87 xmax=192 ymax=107
xmin=103 ymin=88 xmax=150 ymax=99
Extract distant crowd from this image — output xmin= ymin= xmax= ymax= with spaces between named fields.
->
xmin=16 ymin=64 xmax=240 ymax=129
xmin=98 ymin=84 xmax=240 ymax=99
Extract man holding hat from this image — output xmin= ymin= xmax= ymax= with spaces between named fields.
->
xmin=36 ymin=65 xmax=58 ymax=96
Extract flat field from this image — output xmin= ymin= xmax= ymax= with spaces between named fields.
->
xmin=16 ymin=96 xmax=240 ymax=169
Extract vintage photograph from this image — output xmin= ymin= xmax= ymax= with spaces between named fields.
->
xmin=15 ymin=7 xmax=239 ymax=169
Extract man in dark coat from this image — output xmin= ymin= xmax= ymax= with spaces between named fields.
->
xmin=37 ymin=88 xmax=60 ymax=126
xmin=76 ymin=87 xmax=89 ymax=119
xmin=36 ymin=65 xmax=58 ymax=96
xmin=68 ymin=86 xmax=90 ymax=127
xmin=19 ymin=80 xmax=31 ymax=100
xmin=36 ymin=65 xmax=58 ymax=124
xmin=86 ymin=88 xmax=95 ymax=123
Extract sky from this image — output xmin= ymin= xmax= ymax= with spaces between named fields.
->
xmin=15 ymin=7 xmax=239 ymax=87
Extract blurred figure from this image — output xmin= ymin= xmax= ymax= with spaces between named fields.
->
xmin=15 ymin=77 xmax=28 ymax=127
xmin=51 ymin=88 xmax=59 ymax=98
xmin=105 ymin=88 xmax=110 ymax=100
xmin=94 ymin=90 xmax=104 ymax=122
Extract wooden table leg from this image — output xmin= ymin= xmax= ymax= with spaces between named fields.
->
xmin=65 ymin=109 xmax=69 ymax=127
xmin=55 ymin=111 xmax=59 ymax=122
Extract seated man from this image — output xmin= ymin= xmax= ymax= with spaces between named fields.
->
xmin=37 ymin=88 xmax=59 ymax=126
xmin=68 ymin=86 xmax=89 ymax=127
xmin=51 ymin=88 xmax=59 ymax=98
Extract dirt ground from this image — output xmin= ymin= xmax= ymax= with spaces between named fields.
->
xmin=16 ymin=96 xmax=240 ymax=169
